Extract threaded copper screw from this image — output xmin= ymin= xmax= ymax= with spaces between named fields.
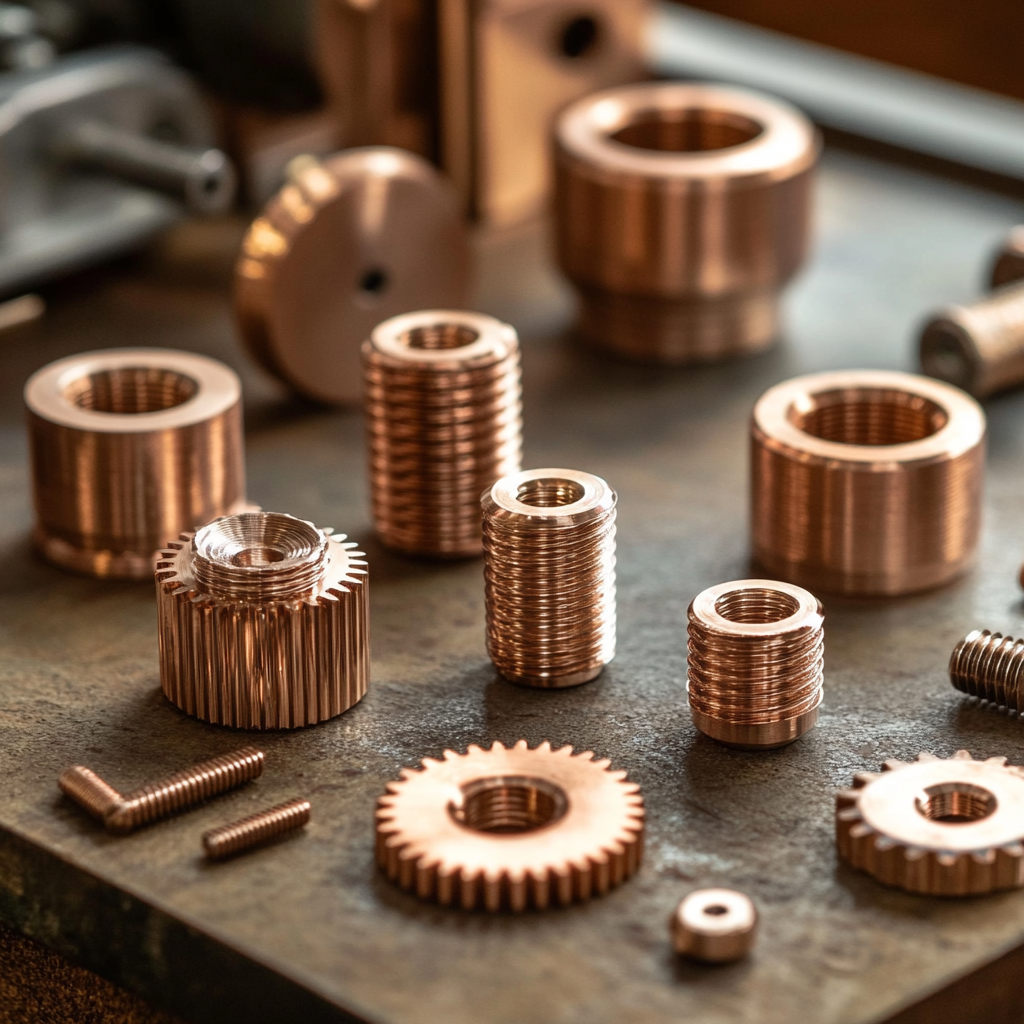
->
xmin=58 ymin=766 xmax=124 ymax=822
xmin=202 ymin=798 xmax=311 ymax=860
xmin=950 ymin=629 xmax=1024 ymax=711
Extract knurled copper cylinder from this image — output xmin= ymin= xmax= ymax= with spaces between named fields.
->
xmin=363 ymin=310 xmax=522 ymax=557
xmin=481 ymin=469 xmax=616 ymax=687
xmin=202 ymin=798 xmax=311 ymax=860
xmin=990 ymin=226 xmax=1024 ymax=290
xmin=751 ymin=370 xmax=986 ymax=596
xmin=155 ymin=511 xmax=369 ymax=729
xmin=24 ymin=348 xmax=245 ymax=579
xmin=553 ymin=82 xmax=819 ymax=364
xmin=949 ymin=629 xmax=1024 ymax=712
xmin=687 ymin=580 xmax=823 ymax=748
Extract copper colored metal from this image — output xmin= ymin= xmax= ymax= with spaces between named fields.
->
xmin=836 ymin=751 xmax=1024 ymax=896
xmin=234 ymin=148 xmax=470 ymax=405
xmin=949 ymin=629 xmax=1024 ymax=711
xmin=375 ymin=739 xmax=644 ymax=912
xmin=363 ymin=310 xmax=522 ymax=558
xmin=24 ymin=348 xmax=244 ymax=579
xmin=481 ymin=469 xmax=616 ymax=687
xmin=553 ymin=82 xmax=819 ymax=363
xmin=202 ymin=798 xmax=311 ymax=860
xmin=58 ymin=766 xmax=123 ymax=822
xmin=990 ymin=226 xmax=1024 ymax=290
xmin=751 ymin=369 xmax=986 ymax=597
xmin=671 ymin=889 xmax=758 ymax=962
xmin=687 ymin=579 xmax=823 ymax=749
xmin=155 ymin=511 xmax=369 ymax=729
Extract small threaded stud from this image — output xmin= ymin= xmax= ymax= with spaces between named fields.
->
xmin=949 ymin=629 xmax=1024 ymax=711
xmin=202 ymin=798 xmax=311 ymax=860
xmin=58 ymin=766 xmax=123 ymax=821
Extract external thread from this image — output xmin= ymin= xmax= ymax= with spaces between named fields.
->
xmin=58 ymin=766 xmax=123 ymax=822
xmin=949 ymin=629 xmax=1024 ymax=711
xmin=202 ymin=798 xmax=311 ymax=860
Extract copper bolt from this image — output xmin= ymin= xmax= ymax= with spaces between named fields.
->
xmin=58 ymin=766 xmax=123 ymax=822
xmin=481 ymin=469 xmax=616 ymax=687
xmin=363 ymin=310 xmax=522 ymax=558
xmin=990 ymin=226 xmax=1024 ymax=290
xmin=553 ymin=81 xmax=819 ymax=363
xmin=24 ymin=349 xmax=245 ymax=579
xmin=949 ymin=629 xmax=1024 ymax=711
xmin=202 ymin=798 xmax=311 ymax=860
xmin=671 ymin=889 xmax=758 ymax=962
xmin=751 ymin=370 xmax=986 ymax=596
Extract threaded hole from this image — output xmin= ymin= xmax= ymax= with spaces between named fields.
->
xmin=714 ymin=588 xmax=799 ymax=624
xmin=452 ymin=776 xmax=568 ymax=834
xmin=558 ymin=14 xmax=600 ymax=58
xmin=231 ymin=545 xmax=286 ymax=567
xmin=401 ymin=324 xmax=479 ymax=350
xmin=790 ymin=388 xmax=948 ymax=445
xmin=915 ymin=782 xmax=996 ymax=823
xmin=516 ymin=478 xmax=585 ymax=507
xmin=64 ymin=367 xmax=197 ymax=413
xmin=611 ymin=108 xmax=763 ymax=152
xmin=704 ymin=904 xmax=728 ymax=916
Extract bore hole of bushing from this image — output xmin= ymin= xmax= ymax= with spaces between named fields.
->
xmin=789 ymin=387 xmax=948 ymax=446
xmin=230 ymin=545 xmax=287 ymax=567
xmin=64 ymin=367 xmax=198 ymax=414
xmin=558 ymin=14 xmax=600 ymax=59
xmin=703 ymin=904 xmax=729 ymax=916
xmin=198 ymin=512 xmax=322 ymax=568
xmin=920 ymin=324 xmax=975 ymax=392
xmin=401 ymin=323 xmax=479 ymax=350
xmin=452 ymin=775 xmax=568 ymax=834
xmin=714 ymin=588 xmax=799 ymax=624
xmin=611 ymin=108 xmax=763 ymax=153
xmin=359 ymin=267 xmax=389 ymax=297
xmin=516 ymin=477 xmax=585 ymax=507
xmin=915 ymin=782 xmax=997 ymax=824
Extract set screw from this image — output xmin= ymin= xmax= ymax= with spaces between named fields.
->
xmin=949 ymin=629 xmax=1024 ymax=711
xmin=202 ymin=798 xmax=311 ymax=860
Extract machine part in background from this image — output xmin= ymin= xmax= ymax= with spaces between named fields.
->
xmin=836 ymin=751 xmax=1024 ymax=896
xmin=553 ymin=82 xmax=818 ymax=363
xmin=363 ymin=309 xmax=522 ymax=558
xmin=58 ymin=766 xmax=123 ymax=822
xmin=949 ymin=629 xmax=1024 ymax=714
xmin=155 ymin=512 xmax=369 ymax=730
xmin=0 ymin=45 xmax=235 ymax=295
xmin=671 ymin=889 xmax=758 ymax=963
xmin=686 ymin=579 xmax=823 ymax=749
xmin=376 ymin=740 xmax=644 ymax=912
xmin=0 ymin=3 xmax=55 ymax=71
xmin=202 ymin=798 xmax=312 ymax=860
xmin=991 ymin=227 xmax=1024 ymax=290
xmin=235 ymin=148 xmax=470 ymax=405
xmin=481 ymin=468 xmax=616 ymax=687
xmin=751 ymin=370 xmax=985 ymax=597
xmin=25 ymin=348 xmax=245 ymax=580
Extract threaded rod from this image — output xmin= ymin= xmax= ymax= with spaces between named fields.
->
xmin=58 ymin=766 xmax=123 ymax=821
xmin=202 ymin=798 xmax=310 ymax=860
xmin=949 ymin=629 xmax=1024 ymax=710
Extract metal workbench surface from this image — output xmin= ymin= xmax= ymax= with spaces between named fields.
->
xmin=2 ymin=147 xmax=1024 ymax=1024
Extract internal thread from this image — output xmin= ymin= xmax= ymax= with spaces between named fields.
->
xmin=105 ymin=748 xmax=265 ymax=833
xmin=58 ymin=766 xmax=123 ymax=822
xmin=202 ymin=798 xmax=311 ymax=860
xmin=714 ymin=588 xmax=799 ymax=624
xmin=949 ymin=629 xmax=1024 ymax=711
xmin=454 ymin=777 xmax=566 ymax=834
xmin=790 ymin=388 xmax=947 ymax=445
xmin=516 ymin=478 xmax=585 ymax=507
xmin=401 ymin=324 xmax=479 ymax=350
xmin=611 ymin=109 xmax=763 ymax=152
xmin=63 ymin=367 xmax=198 ymax=413
xmin=915 ymin=783 xmax=997 ymax=823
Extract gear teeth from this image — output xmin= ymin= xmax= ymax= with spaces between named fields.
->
xmin=882 ymin=759 xmax=908 ymax=771
xmin=951 ymin=750 xmax=974 ymax=760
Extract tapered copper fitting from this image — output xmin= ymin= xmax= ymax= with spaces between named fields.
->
xmin=481 ymin=469 xmax=616 ymax=687
xmin=949 ymin=629 xmax=1024 ymax=712
xmin=671 ymin=889 xmax=758 ymax=962
xmin=751 ymin=370 xmax=985 ymax=596
xmin=553 ymin=82 xmax=819 ymax=363
xmin=363 ymin=310 xmax=522 ymax=558
xmin=990 ymin=226 xmax=1024 ymax=290
xmin=687 ymin=580 xmax=823 ymax=749
xmin=24 ymin=349 xmax=245 ymax=579
xmin=155 ymin=511 xmax=369 ymax=729
xmin=202 ymin=798 xmax=311 ymax=860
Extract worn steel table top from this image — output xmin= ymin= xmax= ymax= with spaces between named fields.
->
xmin=3 ymin=148 xmax=1024 ymax=1024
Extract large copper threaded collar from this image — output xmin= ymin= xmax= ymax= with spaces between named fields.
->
xmin=363 ymin=309 xmax=522 ymax=558
xmin=751 ymin=370 xmax=985 ymax=596
xmin=553 ymin=82 xmax=819 ymax=364
xmin=24 ymin=348 xmax=245 ymax=579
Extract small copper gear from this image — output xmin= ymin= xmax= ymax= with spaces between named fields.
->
xmin=376 ymin=740 xmax=645 ymax=911
xmin=836 ymin=750 xmax=1024 ymax=896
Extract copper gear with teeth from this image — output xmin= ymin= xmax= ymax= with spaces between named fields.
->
xmin=375 ymin=740 xmax=645 ymax=912
xmin=836 ymin=750 xmax=1024 ymax=896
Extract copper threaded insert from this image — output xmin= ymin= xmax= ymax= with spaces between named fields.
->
xmin=687 ymin=579 xmax=823 ymax=749
xmin=751 ymin=370 xmax=985 ymax=596
xmin=481 ymin=469 xmax=616 ymax=688
xmin=24 ymin=348 xmax=245 ymax=579
xmin=990 ymin=226 xmax=1024 ymax=290
xmin=203 ymin=798 xmax=311 ymax=860
xmin=155 ymin=512 xmax=369 ymax=729
xmin=553 ymin=82 xmax=819 ymax=363
xmin=363 ymin=310 xmax=522 ymax=557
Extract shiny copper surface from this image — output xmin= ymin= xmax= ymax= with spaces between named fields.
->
xmin=234 ymin=149 xmax=470 ymax=405
xmin=481 ymin=469 xmax=616 ymax=687
xmin=364 ymin=310 xmax=522 ymax=558
xmin=24 ymin=348 xmax=245 ymax=579
xmin=671 ymin=889 xmax=758 ymax=962
xmin=553 ymin=82 xmax=819 ymax=363
xmin=375 ymin=739 xmax=644 ymax=912
xmin=751 ymin=370 xmax=986 ymax=596
xmin=156 ymin=511 xmax=369 ymax=729
xmin=202 ymin=798 xmax=311 ymax=860
xmin=949 ymin=629 xmax=1024 ymax=712
xmin=990 ymin=226 xmax=1024 ymax=290
xmin=58 ymin=766 xmax=123 ymax=823
xmin=836 ymin=751 xmax=1024 ymax=896
xmin=687 ymin=579 xmax=823 ymax=749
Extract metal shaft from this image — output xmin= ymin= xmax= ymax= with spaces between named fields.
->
xmin=202 ymin=798 xmax=311 ymax=860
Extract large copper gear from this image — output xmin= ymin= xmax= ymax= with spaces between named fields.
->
xmin=376 ymin=740 xmax=644 ymax=912
xmin=836 ymin=751 xmax=1024 ymax=896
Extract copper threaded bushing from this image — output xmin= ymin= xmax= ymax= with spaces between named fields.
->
xmin=58 ymin=766 xmax=123 ymax=822
xmin=751 ymin=370 xmax=986 ymax=596
xmin=990 ymin=226 xmax=1024 ymax=290
xmin=155 ymin=511 xmax=369 ymax=729
xmin=376 ymin=740 xmax=644 ymax=912
xmin=202 ymin=798 xmax=311 ymax=860
xmin=24 ymin=349 xmax=245 ymax=579
xmin=687 ymin=579 xmax=823 ymax=749
xmin=553 ymin=82 xmax=819 ymax=363
xmin=363 ymin=310 xmax=522 ymax=558
xmin=949 ymin=629 xmax=1024 ymax=712
xmin=481 ymin=469 xmax=616 ymax=688
xmin=671 ymin=889 xmax=758 ymax=962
